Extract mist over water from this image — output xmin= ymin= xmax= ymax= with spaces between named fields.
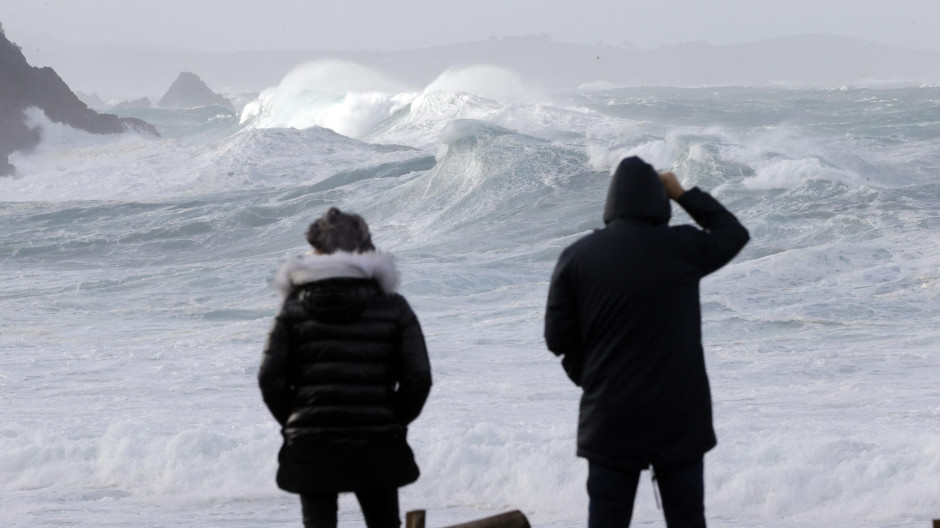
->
xmin=1 ymin=62 xmax=938 ymax=527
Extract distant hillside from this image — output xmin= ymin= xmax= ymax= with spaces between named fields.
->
xmin=634 ymin=34 xmax=938 ymax=86
xmin=9 ymin=32 xmax=940 ymax=99
xmin=0 ymin=27 xmax=158 ymax=176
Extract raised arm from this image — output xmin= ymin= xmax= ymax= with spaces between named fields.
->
xmin=660 ymin=172 xmax=749 ymax=276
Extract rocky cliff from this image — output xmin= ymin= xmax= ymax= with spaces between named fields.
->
xmin=158 ymin=72 xmax=235 ymax=112
xmin=0 ymin=25 xmax=158 ymax=176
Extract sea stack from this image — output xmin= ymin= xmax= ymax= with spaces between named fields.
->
xmin=75 ymin=91 xmax=108 ymax=110
xmin=112 ymin=97 xmax=153 ymax=110
xmin=158 ymin=72 xmax=235 ymax=112
xmin=0 ymin=23 xmax=159 ymax=176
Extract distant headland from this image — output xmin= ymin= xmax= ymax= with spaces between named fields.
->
xmin=0 ymin=23 xmax=158 ymax=176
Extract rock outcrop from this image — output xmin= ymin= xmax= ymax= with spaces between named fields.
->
xmin=75 ymin=91 xmax=108 ymax=110
xmin=111 ymin=97 xmax=152 ymax=110
xmin=0 ymin=25 xmax=158 ymax=176
xmin=158 ymin=72 xmax=235 ymax=112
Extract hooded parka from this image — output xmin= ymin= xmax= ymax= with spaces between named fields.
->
xmin=545 ymin=157 xmax=749 ymax=471
xmin=259 ymin=251 xmax=431 ymax=493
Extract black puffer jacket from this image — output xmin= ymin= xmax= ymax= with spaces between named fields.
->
xmin=545 ymin=157 xmax=749 ymax=471
xmin=259 ymin=251 xmax=431 ymax=493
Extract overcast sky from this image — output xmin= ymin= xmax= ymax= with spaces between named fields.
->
xmin=3 ymin=0 xmax=939 ymax=52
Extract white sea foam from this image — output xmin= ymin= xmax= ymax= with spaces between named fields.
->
xmin=239 ymin=60 xmax=415 ymax=138
xmin=1 ymin=111 xmax=426 ymax=202
xmin=421 ymin=64 xmax=536 ymax=104
xmin=587 ymin=138 xmax=678 ymax=173
xmin=577 ymin=80 xmax=623 ymax=92
xmin=3 ymin=109 xmax=194 ymax=201
xmin=743 ymin=158 xmax=861 ymax=189
xmin=240 ymin=62 xmax=543 ymax=145
xmin=2 ymin=84 xmax=938 ymax=528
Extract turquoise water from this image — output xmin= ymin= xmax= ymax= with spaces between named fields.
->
xmin=1 ymin=81 xmax=938 ymax=527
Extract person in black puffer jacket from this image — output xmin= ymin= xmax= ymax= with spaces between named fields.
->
xmin=259 ymin=207 xmax=432 ymax=528
xmin=545 ymin=157 xmax=749 ymax=528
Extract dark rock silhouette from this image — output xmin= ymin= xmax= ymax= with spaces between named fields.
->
xmin=158 ymin=72 xmax=235 ymax=112
xmin=0 ymin=25 xmax=158 ymax=176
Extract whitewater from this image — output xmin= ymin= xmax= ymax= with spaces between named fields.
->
xmin=1 ymin=62 xmax=938 ymax=527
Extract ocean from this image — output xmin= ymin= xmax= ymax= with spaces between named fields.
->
xmin=1 ymin=63 xmax=938 ymax=527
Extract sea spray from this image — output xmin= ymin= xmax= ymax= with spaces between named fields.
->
xmin=241 ymin=62 xmax=543 ymax=145
xmin=2 ymin=84 xmax=938 ymax=528
xmin=239 ymin=60 xmax=415 ymax=137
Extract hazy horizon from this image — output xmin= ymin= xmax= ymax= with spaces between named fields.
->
xmin=5 ymin=27 xmax=937 ymax=56
xmin=3 ymin=0 xmax=940 ymax=53
xmin=6 ymin=30 xmax=938 ymax=101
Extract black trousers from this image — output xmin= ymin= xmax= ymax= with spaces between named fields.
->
xmin=300 ymin=489 xmax=400 ymax=528
xmin=587 ymin=458 xmax=706 ymax=528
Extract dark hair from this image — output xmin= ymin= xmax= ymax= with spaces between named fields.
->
xmin=305 ymin=207 xmax=375 ymax=254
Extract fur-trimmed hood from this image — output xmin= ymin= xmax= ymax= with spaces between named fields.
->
xmin=275 ymin=251 xmax=400 ymax=297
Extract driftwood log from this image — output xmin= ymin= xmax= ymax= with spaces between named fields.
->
xmin=406 ymin=510 xmax=426 ymax=528
xmin=406 ymin=509 xmax=530 ymax=528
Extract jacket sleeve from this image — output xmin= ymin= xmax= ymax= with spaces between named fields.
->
xmin=394 ymin=298 xmax=432 ymax=425
xmin=258 ymin=307 xmax=294 ymax=426
xmin=544 ymin=249 xmax=583 ymax=386
xmin=675 ymin=187 xmax=750 ymax=277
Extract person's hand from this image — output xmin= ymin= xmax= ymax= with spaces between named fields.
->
xmin=658 ymin=171 xmax=685 ymax=200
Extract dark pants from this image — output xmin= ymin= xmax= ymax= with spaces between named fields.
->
xmin=300 ymin=489 xmax=400 ymax=528
xmin=587 ymin=459 xmax=705 ymax=528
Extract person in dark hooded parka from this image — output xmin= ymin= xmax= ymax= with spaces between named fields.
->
xmin=545 ymin=156 xmax=749 ymax=527
xmin=260 ymin=207 xmax=431 ymax=528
